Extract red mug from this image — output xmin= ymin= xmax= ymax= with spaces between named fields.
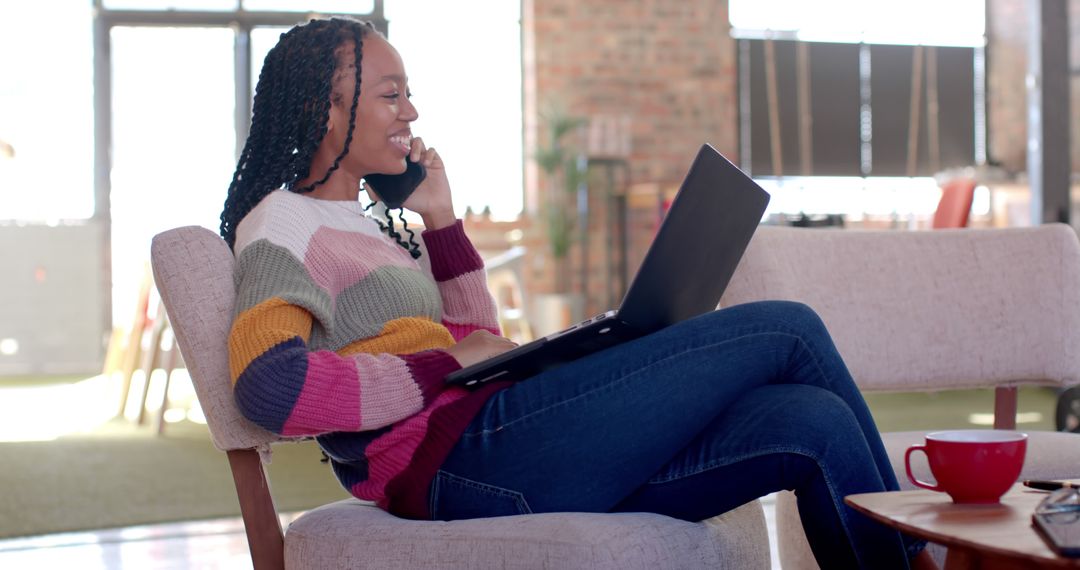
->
xmin=904 ymin=430 xmax=1027 ymax=504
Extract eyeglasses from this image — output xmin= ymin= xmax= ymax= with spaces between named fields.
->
xmin=1036 ymin=487 xmax=1080 ymax=523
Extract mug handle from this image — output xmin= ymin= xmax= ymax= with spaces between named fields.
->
xmin=905 ymin=445 xmax=943 ymax=492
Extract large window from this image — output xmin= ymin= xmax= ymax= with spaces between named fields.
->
xmin=92 ymin=1 xmax=522 ymax=327
xmin=109 ymin=26 xmax=238 ymax=326
xmin=0 ymin=1 xmax=95 ymax=221
xmin=730 ymin=0 xmax=987 ymax=218
xmin=740 ymin=40 xmax=978 ymax=177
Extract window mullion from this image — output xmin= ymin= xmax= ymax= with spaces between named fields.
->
xmin=234 ymin=22 xmax=252 ymax=161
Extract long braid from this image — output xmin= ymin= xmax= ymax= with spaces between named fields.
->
xmin=362 ymin=201 xmax=423 ymax=259
xmin=219 ymin=17 xmax=375 ymax=248
xmin=397 ymin=210 xmax=422 ymax=256
xmin=294 ymin=34 xmax=362 ymax=194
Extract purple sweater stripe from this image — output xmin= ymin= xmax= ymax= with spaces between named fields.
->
xmin=424 ymin=221 xmax=484 ymax=282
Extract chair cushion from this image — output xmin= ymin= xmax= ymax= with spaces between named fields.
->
xmin=284 ymin=499 xmax=771 ymax=569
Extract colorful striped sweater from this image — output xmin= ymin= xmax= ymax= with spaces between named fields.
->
xmin=228 ymin=190 xmax=506 ymax=519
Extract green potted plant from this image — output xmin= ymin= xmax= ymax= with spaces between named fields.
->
xmin=531 ymin=107 xmax=587 ymax=332
xmin=534 ymin=108 xmax=586 ymax=292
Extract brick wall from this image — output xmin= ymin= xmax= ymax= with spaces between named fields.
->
xmin=522 ymin=0 xmax=738 ymax=318
xmin=525 ymin=0 xmax=737 ymax=193
xmin=987 ymin=0 xmax=1080 ymax=173
xmin=987 ymin=0 xmax=1028 ymax=172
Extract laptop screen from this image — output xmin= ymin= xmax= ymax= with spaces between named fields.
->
xmin=616 ymin=144 xmax=770 ymax=331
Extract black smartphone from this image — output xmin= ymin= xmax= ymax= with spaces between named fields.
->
xmin=364 ymin=159 xmax=427 ymax=209
xmin=1033 ymin=511 xmax=1080 ymax=557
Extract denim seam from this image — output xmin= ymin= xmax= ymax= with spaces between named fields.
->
xmin=428 ymin=470 xmax=440 ymax=518
xmin=463 ymin=331 xmax=805 ymax=438
xmin=431 ymin=469 xmax=532 ymax=516
xmin=643 ymin=444 xmax=804 ymax=484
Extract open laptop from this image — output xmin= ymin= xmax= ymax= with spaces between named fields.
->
xmin=444 ymin=143 xmax=770 ymax=389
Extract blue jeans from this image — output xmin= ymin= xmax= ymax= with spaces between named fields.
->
xmin=430 ymin=301 xmax=923 ymax=569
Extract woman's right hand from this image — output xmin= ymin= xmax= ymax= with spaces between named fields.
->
xmin=444 ymin=330 xmax=518 ymax=368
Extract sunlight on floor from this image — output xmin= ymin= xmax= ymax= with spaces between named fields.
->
xmin=0 ymin=369 xmax=203 ymax=442
xmin=0 ymin=375 xmax=117 ymax=442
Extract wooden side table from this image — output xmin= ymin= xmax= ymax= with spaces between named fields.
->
xmin=846 ymin=483 xmax=1080 ymax=569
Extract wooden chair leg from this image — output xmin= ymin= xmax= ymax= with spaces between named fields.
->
xmin=994 ymin=386 xmax=1018 ymax=430
xmin=116 ymin=315 xmax=147 ymax=417
xmin=136 ymin=304 xmax=170 ymax=426
xmin=135 ymin=335 xmax=159 ymax=425
xmin=227 ymin=449 xmax=285 ymax=570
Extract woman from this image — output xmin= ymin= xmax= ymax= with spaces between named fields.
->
xmin=221 ymin=17 xmax=935 ymax=569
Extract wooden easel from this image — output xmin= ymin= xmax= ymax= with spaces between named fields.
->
xmin=107 ymin=263 xmax=181 ymax=434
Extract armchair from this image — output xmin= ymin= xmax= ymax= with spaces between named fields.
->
xmin=151 ymin=225 xmax=771 ymax=570
xmin=721 ymin=223 xmax=1080 ymax=568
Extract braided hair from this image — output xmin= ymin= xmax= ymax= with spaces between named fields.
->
xmin=219 ymin=16 xmax=421 ymax=259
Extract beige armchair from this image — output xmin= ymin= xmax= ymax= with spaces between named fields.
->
xmin=721 ymin=223 xmax=1080 ymax=569
xmin=151 ymin=225 xmax=771 ymax=570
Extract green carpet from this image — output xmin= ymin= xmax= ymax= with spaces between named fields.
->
xmin=0 ymin=419 xmax=349 ymax=539
xmin=864 ymin=386 xmax=1058 ymax=432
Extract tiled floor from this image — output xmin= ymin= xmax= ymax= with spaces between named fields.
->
xmin=0 ymin=499 xmax=782 ymax=569
xmin=0 ymin=514 xmax=299 ymax=570
xmin=0 ymin=519 xmax=246 ymax=570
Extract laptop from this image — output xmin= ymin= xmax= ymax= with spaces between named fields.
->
xmin=444 ymin=143 xmax=771 ymax=389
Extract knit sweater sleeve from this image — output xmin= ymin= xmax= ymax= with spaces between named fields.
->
xmin=228 ymin=214 xmax=461 ymax=437
xmin=421 ymin=220 xmax=501 ymax=340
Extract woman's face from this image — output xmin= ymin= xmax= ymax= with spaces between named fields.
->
xmin=327 ymin=35 xmax=418 ymax=177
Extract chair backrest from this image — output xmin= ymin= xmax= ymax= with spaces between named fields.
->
xmin=151 ymin=226 xmax=282 ymax=452
xmin=932 ymin=178 xmax=977 ymax=229
xmin=721 ymin=224 xmax=1080 ymax=393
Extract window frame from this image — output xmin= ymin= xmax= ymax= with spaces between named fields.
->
xmin=91 ymin=0 xmax=388 ymax=328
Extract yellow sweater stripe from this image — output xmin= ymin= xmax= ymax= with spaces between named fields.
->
xmin=228 ymin=297 xmax=313 ymax=384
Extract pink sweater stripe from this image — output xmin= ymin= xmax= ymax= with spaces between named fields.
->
xmin=442 ymin=321 xmax=499 ymax=340
xmin=351 ymin=353 xmax=426 ymax=430
xmin=280 ymin=351 xmax=362 ymax=436
xmin=304 ymin=226 xmax=417 ymax=298
xmin=352 ymin=388 xmax=468 ymax=502
xmin=437 ymin=269 xmax=500 ymax=334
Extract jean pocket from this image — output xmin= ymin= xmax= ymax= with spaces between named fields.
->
xmin=430 ymin=470 xmax=532 ymax=520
